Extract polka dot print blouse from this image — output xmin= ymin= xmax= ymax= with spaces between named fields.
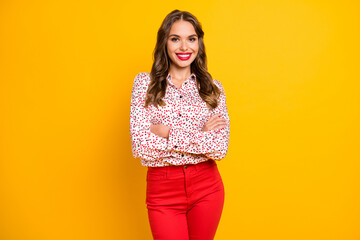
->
xmin=129 ymin=72 xmax=230 ymax=167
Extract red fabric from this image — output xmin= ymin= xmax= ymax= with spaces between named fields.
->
xmin=130 ymin=72 xmax=230 ymax=167
xmin=146 ymin=159 xmax=225 ymax=240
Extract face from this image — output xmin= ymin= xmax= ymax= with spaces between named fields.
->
xmin=166 ymin=20 xmax=199 ymax=70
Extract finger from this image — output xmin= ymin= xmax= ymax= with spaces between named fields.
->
xmin=204 ymin=114 xmax=225 ymax=131
xmin=211 ymin=113 xmax=222 ymax=119
xmin=206 ymin=113 xmax=222 ymax=125
xmin=204 ymin=122 xmax=216 ymax=131
xmin=206 ymin=114 xmax=220 ymax=123
xmin=213 ymin=123 xmax=227 ymax=130
xmin=204 ymin=118 xmax=216 ymax=128
xmin=212 ymin=119 xmax=227 ymax=128
xmin=207 ymin=120 xmax=226 ymax=131
xmin=212 ymin=118 xmax=227 ymax=126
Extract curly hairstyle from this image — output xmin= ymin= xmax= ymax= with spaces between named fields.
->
xmin=144 ymin=9 xmax=221 ymax=110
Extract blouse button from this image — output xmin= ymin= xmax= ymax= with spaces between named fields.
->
xmin=181 ymin=154 xmax=184 ymax=157
xmin=184 ymin=165 xmax=187 ymax=169
xmin=179 ymin=113 xmax=182 ymax=117
xmin=174 ymin=145 xmax=178 ymax=148
xmin=179 ymin=95 xmax=183 ymax=98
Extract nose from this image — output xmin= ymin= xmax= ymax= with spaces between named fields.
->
xmin=180 ymin=40 xmax=188 ymax=51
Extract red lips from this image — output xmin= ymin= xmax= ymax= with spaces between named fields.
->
xmin=176 ymin=53 xmax=192 ymax=61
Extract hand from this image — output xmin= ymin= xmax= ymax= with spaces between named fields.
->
xmin=150 ymin=124 xmax=170 ymax=139
xmin=201 ymin=113 xmax=227 ymax=131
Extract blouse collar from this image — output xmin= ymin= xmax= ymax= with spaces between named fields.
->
xmin=166 ymin=72 xmax=196 ymax=83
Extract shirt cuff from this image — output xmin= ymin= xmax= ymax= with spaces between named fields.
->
xmin=167 ymin=126 xmax=187 ymax=151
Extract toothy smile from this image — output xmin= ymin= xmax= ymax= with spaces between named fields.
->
xmin=176 ymin=53 xmax=192 ymax=60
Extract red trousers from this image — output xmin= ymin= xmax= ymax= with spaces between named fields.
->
xmin=145 ymin=159 xmax=225 ymax=240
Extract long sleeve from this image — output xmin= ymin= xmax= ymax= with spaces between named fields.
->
xmin=129 ymin=72 xmax=172 ymax=161
xmin=167 ymin=80 xmax=230 ymax=160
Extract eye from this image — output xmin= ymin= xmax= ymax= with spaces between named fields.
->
xmin=189 ymin=37 xmax=197 ymax=42
xmin=170 ymin=37 xmax=179 ymax=42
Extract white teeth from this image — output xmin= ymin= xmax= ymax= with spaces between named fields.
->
xmin=177 ymin=54 xmax=191 ymax=57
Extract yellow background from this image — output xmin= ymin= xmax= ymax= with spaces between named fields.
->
xmin=1 ymin=0 xmax=359 ymax=239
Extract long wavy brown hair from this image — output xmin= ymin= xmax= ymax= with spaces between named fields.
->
xmin=144 ymin=9 xmax=221 ymax=110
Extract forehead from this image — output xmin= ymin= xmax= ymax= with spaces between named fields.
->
xmin=169 ymin=20 xmax=197 ymax=36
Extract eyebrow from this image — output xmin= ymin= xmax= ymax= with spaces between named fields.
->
xmin=168 ymin=34 xmax=198 ymax=38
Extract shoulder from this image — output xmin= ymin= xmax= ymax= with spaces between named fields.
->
xmin=132 ymin=72 xmax=151 ymax=90
xmin=134 ymin=72 xmax=151 ymax=83
xmin=212 ymin=78 xmax=225 ymax=94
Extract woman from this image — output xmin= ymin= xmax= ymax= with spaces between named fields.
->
xmin=130 ymin=9 xmax=230 ymax=240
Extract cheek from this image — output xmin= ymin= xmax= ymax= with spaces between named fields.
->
xmin=193 ymin=47 xmax=199 ymax=57
xmin=166 ymin=42 xmax=176 ymax=53
xmin=192 ymin=43 xmax=199 ymax=53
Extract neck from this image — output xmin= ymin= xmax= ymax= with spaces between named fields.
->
xmin=168 ymin=64 xmax=191 ymax=82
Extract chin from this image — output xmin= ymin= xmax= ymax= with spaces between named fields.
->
xmin=175 ymin=59 xmax=195 ymax=67
xmin=177 ymin=63 xmax=192 ymax=68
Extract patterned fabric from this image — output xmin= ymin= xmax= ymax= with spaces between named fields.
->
xmin=129 ymin=72 xmax=230 ymax=167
